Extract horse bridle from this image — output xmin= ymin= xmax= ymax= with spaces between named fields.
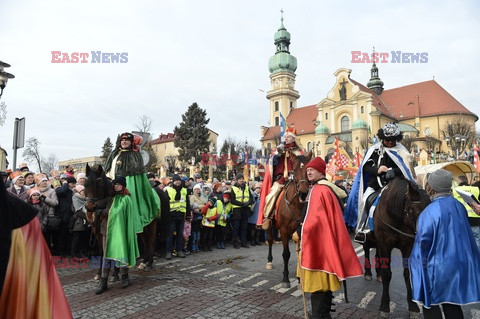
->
xmin=284 ymin=176 xmax=309 ymax=206
xmin=377 ymin=190 xmax=421 ymax=239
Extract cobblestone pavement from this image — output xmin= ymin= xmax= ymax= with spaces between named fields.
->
xmin=57 ymin=241 xmax=480 ymax=319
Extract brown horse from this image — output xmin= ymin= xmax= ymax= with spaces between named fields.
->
xmin=84 ymin=164 xmax=159 ymax=271
xmin=362 ymin=178 xmax=430 ymax=318
xmin=266 ymin=151 xmax=312 ymax=288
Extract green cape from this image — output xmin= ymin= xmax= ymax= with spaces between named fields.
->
xmin=104 ymin=194 xmax=139 ymax=267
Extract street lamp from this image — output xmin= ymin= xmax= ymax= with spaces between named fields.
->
xmin=445 ymin=134 xmax=467 ymax=159
xmin=0 ymin=61 xmax=15 ymax=99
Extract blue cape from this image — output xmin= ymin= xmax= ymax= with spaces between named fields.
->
xmin=344 ymin=142 xmax=415 ymax=229
xmin=409 ymin=196 xmax=480 ymax=308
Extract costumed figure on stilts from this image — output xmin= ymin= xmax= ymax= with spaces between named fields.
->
xmin=344 ymin=122 xmax=416 ymax=241
xmin=257 ymin=127 xmax=304 ymax=230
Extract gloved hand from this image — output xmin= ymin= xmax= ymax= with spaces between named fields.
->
xmin=207 ymin=217 xmax=214 ymax=222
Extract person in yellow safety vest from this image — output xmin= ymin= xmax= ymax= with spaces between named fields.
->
xmin=200 ymin=197 xmax=218 ymax=251
xmin=229 ymin=173 xmax=253 ymax=248
xmin=215 ymin=193 xmax=232 ymax=249
xmin=452 ymin=181 xmax=480 ymax=251
xmin=164 ymin=174 xmax=190 ymax=260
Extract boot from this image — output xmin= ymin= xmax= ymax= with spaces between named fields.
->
xmin=310 ymin=292 xmax=322 ymax=319
xmin=95 ymin=278 xmax=108 ymax=294
xmin=319 ymin=291 xmax=334 ymax=319
xmin=121 ymin=274 xmax=130 ymax=289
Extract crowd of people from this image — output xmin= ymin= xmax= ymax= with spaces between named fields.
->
xmin=2 ymin=123 xmax=480 ymax=318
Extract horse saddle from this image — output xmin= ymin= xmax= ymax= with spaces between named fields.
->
xmin=354 ymin=189 xmax=382 ymax=244
xmin=365 ymin=189 xmax=382 ymax=215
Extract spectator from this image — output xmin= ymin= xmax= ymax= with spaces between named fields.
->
xmin=26 ymin=188 xmax=49 ymax=232
xmin=6 ymin=172 xmax=28 ymax=201
xmin=55 ymin=176 xmax=76 ymax=256
xmin=76 ymin=173 xmax=87 ymax=186
xmin=410 ymin=169 xmax=480 ymax=318
xmin=229 ymin=173 xmax=253 ymax=248
xmin=70 ymin=185 xmax=88 ymax=258
xmin=23 ymin=172 xmax=35 ymax=190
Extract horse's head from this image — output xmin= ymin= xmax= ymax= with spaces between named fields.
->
xmin=291 ymin=151 xmax=313 ymax=199
xmin=403 ymin=180 xmax=431 ymax=227
xmin=84 ymin=164 xmax=112 ymax=213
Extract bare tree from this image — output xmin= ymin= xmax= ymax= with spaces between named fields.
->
xmin=22 ymin=137 xmax=42 ymax=172
xmin=402 ymin=136 xmax=414 ymax=152
xmin=41 ymin=153 xmax=58 ymax=174
xmin=442 ymin=116 xmax=476 ymax=154
xmin=135 ymin=115 xmax=158 ymax=172
xmin=136 ymin=114 xmax=152 ymax=133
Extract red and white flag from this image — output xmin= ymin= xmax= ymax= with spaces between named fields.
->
xmin=474 ymin=146 xmax=480 ymax=173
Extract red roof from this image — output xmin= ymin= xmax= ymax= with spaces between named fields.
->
xmin=380 ymin=80 xmax=476 ymax=120
xmin=151 ymin=133 xmax=175 ymax=145
xmin=261 ymin=105 xmax=317 ymax=141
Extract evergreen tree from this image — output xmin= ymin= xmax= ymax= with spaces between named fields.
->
xmin=174 ymin=102 xmax=210 ymax=164
xmin=100 ymin=137 xmax=113 ymax=163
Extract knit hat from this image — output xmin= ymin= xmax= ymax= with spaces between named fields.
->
xmin=236 ymin=173 xmax=244 ymax=180
xmin=28 ymin=188 xmax=41 ymax=198
xmin=213 ymin=182 xmax=222 ymax=192
xmin=223 ymin=192 xmax=231 ymax=199
xmin=378 ymin=122 xmax=403 ymax=142
xmin=207 ymin=196 xmax=216 ymax=206
xmin=427 ymin=169 xmax=452 ymax=193
xmin=112 ymin=176 xmax=127 ymax=187
xmin=75 ymin=185 xmax=85 ymax=193
xmin=193 ymin=184 xmax=202 ymax=191
xmin=66 ymin=177 xmax=77 ymax=184
xmin=194 ymin=173 xmax=202 ymax=179
xmin=19 ymin=162 xmax=29 ymax=172
xmin=306 ymin=157 xmax=326 ymax=175
xmin=60 ymin=173 xmax=67 ymax=180
xmin=172 ymin=174 xmax=181 ymax=182
xmin=76 ymin=172 xmax=86 ymax=180
xmin=35 ymin=173 xmax=48 ymax=185
xmin=10 ymin=171 xmax=23 ymax=184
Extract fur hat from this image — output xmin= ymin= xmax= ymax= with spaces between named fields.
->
xmin=306 ymin=157 xmax=327 ymax=175
xmin=76 ymin=172 xmax=86 ymax=180
xmin=427 ymin=169 xmax=452 ymax=193
xmin=378 ymin=122 xmax=403 ymax=142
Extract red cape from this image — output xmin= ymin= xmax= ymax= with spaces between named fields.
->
xmin=300 ymin=184 xmax=362 ymax=280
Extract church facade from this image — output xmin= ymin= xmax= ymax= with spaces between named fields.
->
xmin=260 ymin=17 xmax=478 ymax=161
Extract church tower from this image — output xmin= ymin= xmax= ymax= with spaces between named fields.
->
xmin=266 ymin=11 xmax=300 ymax=127
xmin=366 ymin=49 xmax=384 ymax=95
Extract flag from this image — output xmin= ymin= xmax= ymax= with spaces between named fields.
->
xmin=354 ymin=151 xmax=363 ymax=168
xmin=474 ymin=146 xmax=480 ymax=173
xmin=279 ymin=112 xmax=286 ymax=141
xmin=326 ymin=137 xmax=341 ymax=180
xmin=244 ymin=144 xmax=250 ymax=182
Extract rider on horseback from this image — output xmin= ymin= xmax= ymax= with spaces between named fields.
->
xmin=344 ymin=122 xmax=416 ymax=237
xmin=258 ymin=127 xmax=304 ymax=230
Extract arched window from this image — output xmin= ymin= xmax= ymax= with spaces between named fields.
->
xmin=307 ymin=142 xmax=313 ymax=152
xmin=274 ymin=101 xmax=279 ymax=112
xmin=360 ymin=105 xmax=364 ymax=114
xmin=341 ymin=116 xmax=350 ymax=132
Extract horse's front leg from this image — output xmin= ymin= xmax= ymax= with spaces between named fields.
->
xmin=281 ymin=238 xmax=291 ymax=288
xmin=402 ymin=248 xmax=420 ymax=319
xmin=266 ymin=228 xmax=274 ymax=270
xmin=378 ymin=247 xmax=392 ymax=318
xmin=363 ymin=242 xmax=373 ymax=280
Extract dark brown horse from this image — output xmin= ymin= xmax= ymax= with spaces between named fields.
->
xmin=266 ymin=152 xmax=312 ymax=288
xmin=84 ymin=164 xmax=159 ymax=271
xmin=362 ymin=178 xmax=430 ymax=318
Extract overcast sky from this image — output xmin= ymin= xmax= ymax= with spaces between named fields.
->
xmin=1 ymin=0 xmax=479 ymax=170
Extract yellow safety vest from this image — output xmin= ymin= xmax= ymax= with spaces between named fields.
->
xmin=202 ymin=206 xmax=217 ymax=228
xmin=216 ymin=200 xmax=232 ymax=227
xmin=166 ymin=187 xmax=188 ymax=213
xmin=231 ymin=185 xmax=250 ymax=209
xmin=453 ymin=185 xmax=480 ymax=218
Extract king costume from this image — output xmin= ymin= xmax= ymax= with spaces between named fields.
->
xmin=409 ymin=195 xmax=480 ymax=308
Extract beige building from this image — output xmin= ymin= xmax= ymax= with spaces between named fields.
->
xmin=0 ymin=147 xmax=7 ymax=171
xmin=58 ymin=156 xmax=104 ymax=174
xmin=150 ymin=128 xmax=218 ymax=177
xmin=261 ymin=19 xmax=477 ymax=161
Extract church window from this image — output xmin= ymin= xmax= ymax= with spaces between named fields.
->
xmin=275 ymin=116 xmax=279 ymax=126
xmin=325 ymin=113 xmax=328 ymax=120
xmin=275 ymin=101 xmax=279 ymax=112
xmin=361 ymin=106 xmax=364 ymax=114
xmin=341 ymin=116 xmax=350 ymax=132
xmin=290 ymin=101 xmax=293 ymax=109
xmin=307 ymin=142 xmax=313 ymax=152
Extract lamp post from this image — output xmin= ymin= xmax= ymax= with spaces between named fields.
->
xmin=0 ymin=61 xmax=15 ymax=100
xmin=445 ymin=134 xmax=467 ymax=160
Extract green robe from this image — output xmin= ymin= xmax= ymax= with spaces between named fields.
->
xmin=104 ymin=194 xmax=139 ymax=267
xmin=105 ymin=147 xmax=160 ymax=233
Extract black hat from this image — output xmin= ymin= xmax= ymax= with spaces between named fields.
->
xmin=172 ymin=174 xmax=181 ymax=182
xmin=235 ymin=173 xmax=244 ymax=180
xmin=66 ymin=177 xmax=77 ymax=184
xmin=119 ymin=132 xmax=134 ymax=142
xmin=112 ymin=176 xmax=127 ymax=187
